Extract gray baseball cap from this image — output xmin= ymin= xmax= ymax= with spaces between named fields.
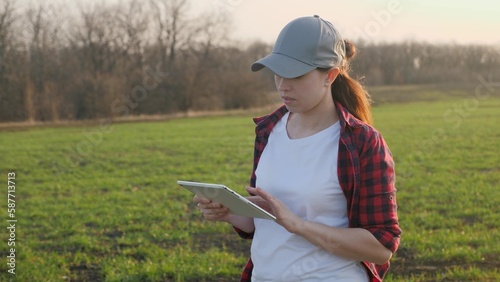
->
xmin=251 ymin=15 xmax=345 ymax=78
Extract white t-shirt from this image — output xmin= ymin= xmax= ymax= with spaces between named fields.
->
xmin=251 ymin=112 xmax=368 ymax=282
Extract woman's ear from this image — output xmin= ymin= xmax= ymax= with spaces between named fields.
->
xmin=326 ymin=68 xmax=340 ymax=85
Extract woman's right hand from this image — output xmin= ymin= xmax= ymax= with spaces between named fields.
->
xmin=193 ymin=195 xmax=231 ymax=222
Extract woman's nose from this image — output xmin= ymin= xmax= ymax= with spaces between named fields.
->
xmin=276 ymin=76 xmax=290 ymax=91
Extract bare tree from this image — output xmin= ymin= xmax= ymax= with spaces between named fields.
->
xmin=149 ymin=0 xmax=190 ymax=68
xmin=114 ymin=0 xmax=149 ymax=72
xmin=68 ymin=3 xmax=122 ymax=119
xmin=179 ymin=11 xmax=231 ymax=110
xmin=24 ymin=2 xmax=63 ymax=121
xmin=0 ymin=0 xmax=14 ymax=76
xmin=0 ymin=0 xmax=27 ymax=122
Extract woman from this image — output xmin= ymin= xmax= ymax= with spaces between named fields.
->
xmin=195 ymin=15 xmax=401 ymax=281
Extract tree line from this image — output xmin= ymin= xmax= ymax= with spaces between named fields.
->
xmin=0 ymin=0 xmax=499 ymax=122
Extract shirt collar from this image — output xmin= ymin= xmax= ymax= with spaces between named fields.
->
xmin=334 ymin=101 xmax=364 ymax=129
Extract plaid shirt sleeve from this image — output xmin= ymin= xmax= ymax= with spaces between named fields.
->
xmin=337 ymin=102 xmax=401 ymax=281
xmin=357 ymin=129 xmax=400 ymax=252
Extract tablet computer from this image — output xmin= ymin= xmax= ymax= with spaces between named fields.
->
xmin=178 ymin=180 xmax=276 ymax=221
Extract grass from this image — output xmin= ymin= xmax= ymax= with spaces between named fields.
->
xmin=0 ymin=85 xmax=499 ymax=281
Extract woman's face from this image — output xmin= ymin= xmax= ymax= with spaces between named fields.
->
xmin=274 ymin=69 xmax=335 ymax=114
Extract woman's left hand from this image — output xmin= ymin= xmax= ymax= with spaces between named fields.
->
xmin=246 ymin=186 xmax=304 ymax=233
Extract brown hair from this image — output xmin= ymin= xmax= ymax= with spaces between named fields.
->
xmin=320 ymin=40 xmax=373 ymax=125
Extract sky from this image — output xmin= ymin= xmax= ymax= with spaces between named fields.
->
xmin=14 ymin=0 xmax=500 ymax=45
xmin=189 ymin=0 xmax=500 ymax=45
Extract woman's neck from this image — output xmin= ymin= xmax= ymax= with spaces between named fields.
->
xmin=286 ymin=99 xmax=338 ymax=139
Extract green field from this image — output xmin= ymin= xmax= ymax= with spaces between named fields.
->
xmin=0 ymin=85 xmax=499 ymax=281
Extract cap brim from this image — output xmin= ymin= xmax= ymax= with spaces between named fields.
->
xmin=251 ymin=53 xmax=316 ymax=79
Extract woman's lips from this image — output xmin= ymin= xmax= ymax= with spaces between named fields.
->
xmin=281 ymin=96 xmax=295 ymax=105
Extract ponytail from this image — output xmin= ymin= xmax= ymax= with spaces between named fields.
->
xmin=330 ymin=40 xmax=373 ymax=125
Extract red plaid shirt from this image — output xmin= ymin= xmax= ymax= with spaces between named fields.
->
xmin=235 ymin=102 xmax=401 ymax=281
